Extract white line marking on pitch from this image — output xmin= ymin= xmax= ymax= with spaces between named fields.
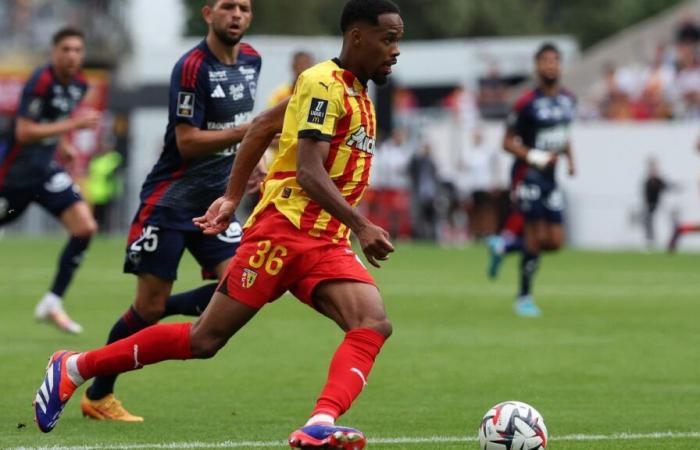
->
xmin=7 ymin=431 xmax=700 ymax=450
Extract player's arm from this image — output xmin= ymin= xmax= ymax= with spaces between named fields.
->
xmin=193 ymin=99 xmax=289 ymax=232
xmin=15 ymin=112 xmax=99 ymax=146
xmin=563 ymin=142 xmax=576 ymax=176
xmin=296 ymin=138 xmax=394 ymax=268
xmin=175 ymin=122 xmax=250 ymax=159
xmin=503 ymin=127 xmax=556 ymax=170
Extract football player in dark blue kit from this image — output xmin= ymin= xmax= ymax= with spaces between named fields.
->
xmin=80 ymin=0 xmax=262 ymax=421
xmin=503 ymin=43 xmax=576 ymax=317
xmin=0 ymin=27 xmax=100 ymax=334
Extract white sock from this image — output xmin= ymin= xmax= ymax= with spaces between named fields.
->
xmin=306 ymin=414 xmax=335 ymax=426
xmin=65 ymin=354 xmax=85 ymax=386
xmin=40 ymin=292 xmax=62 ymax=307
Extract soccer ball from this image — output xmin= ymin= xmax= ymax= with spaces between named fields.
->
xmin=478 ymin=401 xmax=548 ymax=450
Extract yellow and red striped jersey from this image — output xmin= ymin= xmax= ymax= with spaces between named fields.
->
xmin=246 ymin=59 xmax=377 ymax=244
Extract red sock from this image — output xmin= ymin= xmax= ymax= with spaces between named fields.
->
xmin=679 ymin=224 xmax=700 ymax=233
xmin=312 ymin=328 xmax=386 ymax=420
xmin=77 ymin=323 xmax=192 ymax=379
xmin=503 ymin=211 xmax=524 ymax=237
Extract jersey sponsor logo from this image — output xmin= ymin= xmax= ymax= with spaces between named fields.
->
xmin=318 ymin=81 xmax=330 ymax=91
xmin=209 ymin=70 xmax=228 ymax=82
xmin=68 ymin=85 xmax=82 ymax=100
xmin=241 ymin=268 xmax=258 ymax=288
xmin=211 ymin=84 xmax=226 ymax=98
xmin=307 ymin=98 xmax=328 ymax=124
xmin=535 ymin=125 xmax=570 ymax=153
xmin=229 ymin=83 xmax=245 ymax=101
xmin=346 ymin=125 xmax=376 ymax=154
xmin=44 ymin=172 xmax=74 ymax=193
xmin=239 ymin=65 xmax=257 ymax=81
xmin=217 ymin=221 xmax=243 ymax=244
xmin=177 ymin=92 xmax=195 ymax=118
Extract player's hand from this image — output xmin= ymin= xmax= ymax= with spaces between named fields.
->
xmin=193 ymin=196 xmax=239 ymax=235
xmin=58 ymin=141 xmax=78 ymax=169
xmin=72 ymin=110 xmax=101 ymax=130
xmin=246 ymin=160 xmax=267 ymax=195
xmin=526 ymin=149 xmax=556 ymax=170
xmin=354 ymin=221 xmax=395 ymax=268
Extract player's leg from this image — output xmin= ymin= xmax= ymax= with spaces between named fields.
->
xmin=33 ymin=291 xmax=258 ymax=432
xmin=82 ymin=221 xmax=184 ymax=420
xmin=516 ymin=220 xmax=544 ymax=317
xmin=289 ymin=281 xmax=389 ymax=449
xmin=162 ymin=221 xmax=242 ymax=318
xmin=486 ymin=210 xmax=524 ymax=279
xmin=35 ymin=182 xmax=97 ymax=334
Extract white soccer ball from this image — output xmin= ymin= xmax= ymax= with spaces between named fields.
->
xmin=478 ymin=401 xmax=548 ymax=450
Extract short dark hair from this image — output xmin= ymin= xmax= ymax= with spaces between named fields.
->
xmin=535 ymin=42 xmax=560 ymax=60
xmin=52 ymin=26 xmax=84 ymax=46
xmin=340 ymin=0 xmax=401 ymax=33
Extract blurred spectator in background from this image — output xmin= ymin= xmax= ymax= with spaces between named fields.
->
xmin=642 ymin=157 xmax=669 ymax=249
xmin=86 ymin=150 xmax=123 ymax=233
xmin=673 ymin=36 xmax=700 ymax=118
xmin=367 ymin=129 xmax=412 ymax=239
xmin=458 ymin=130 xmax=502 ymax=240
xmin=478 ymin=63 xmax=510 ymax=119
xmin=409 ymin=141 xmax=440 ymax=240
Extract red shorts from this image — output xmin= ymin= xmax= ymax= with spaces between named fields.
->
xmin=218 ymin=206 xmax=376 ymax=309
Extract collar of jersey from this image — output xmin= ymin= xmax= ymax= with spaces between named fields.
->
xmin=331 ymin=58 xmax=367 ymax=92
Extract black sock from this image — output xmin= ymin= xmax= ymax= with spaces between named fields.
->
xmin=162 ymin=283 xmax=217 ymax=318
xmin=50 ymin=236 xmax=91 ymax=298
xmin=519 ymin=251 xmax=540 ymax=298
xmin=86 ymin=306 xmax=152 ymax=400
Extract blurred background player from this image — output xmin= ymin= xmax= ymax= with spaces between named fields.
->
xmin=33 ymin=1 xmax=402 ymax=448
xmin=80 ymin=0 xmax=260 ymax=422
xmin=501 ymin=43 xmax=576 ymax=317
xmin=0 ymin=27 xmax=100 ymax=334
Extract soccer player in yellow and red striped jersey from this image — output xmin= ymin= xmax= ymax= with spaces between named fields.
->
xmin=33 ymin=1 xmax=403 ymax=448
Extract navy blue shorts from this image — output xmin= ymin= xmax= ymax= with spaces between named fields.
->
xmin=0 ymin=169 xmax=82 ymax=226
xmin=123 ymin=203 xmax=242 ymax=281
xmin=515 ymin=170 xmax=564 ymax=224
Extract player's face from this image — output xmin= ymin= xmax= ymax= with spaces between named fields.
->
xmin=536 ymin=50 xmax=561 ymax=86
xmin=52 ymin=37 xmax=85 ymax=78
xmin=205 ymin=0 xmax=252 ymax=47
xmin=363 ymin=13 xmax=403 ymax=86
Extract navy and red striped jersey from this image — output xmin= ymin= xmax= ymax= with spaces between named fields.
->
xmin=0 ymin=65 xmax=88 ymax=189
xmin=506 ymin=87 xmax=576 ymax=179
xmin=138 ymin=40 xmax=261 ymax=221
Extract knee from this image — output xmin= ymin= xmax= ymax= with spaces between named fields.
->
xmin=133 ymin=296 xmax=166 ymax=323
xmin=363 ymin=317 xmax=393 ymax=340
xmin=189 ymin=328 xmax=226 ymax=359
xmin=72 ymin=220 xmax=98 ymax=239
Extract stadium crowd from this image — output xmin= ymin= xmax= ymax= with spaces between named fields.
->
xmin=583 ymin=17 xmax=700 ymax=120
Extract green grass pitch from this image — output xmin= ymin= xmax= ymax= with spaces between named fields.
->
xmin=1 ymin=237 xmax=698 ymax=449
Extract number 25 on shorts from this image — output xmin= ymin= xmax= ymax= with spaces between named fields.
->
xmin=248 ymin=240 xmax=287 ymax=276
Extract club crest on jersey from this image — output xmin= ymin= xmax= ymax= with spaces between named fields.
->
xmin=241 ymin=268 xmax=257 ymax=288
xmin=307 ymin=98 xmax=328 ymax=124
xmin=346 ymin=125 xmax=375 ymax=154
xmin=229 ymin=83 xmax=245 ymax=101
xmin=177 ymin=92 xmax=195 ymax=118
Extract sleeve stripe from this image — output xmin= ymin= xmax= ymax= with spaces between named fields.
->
xmin=298 ymin=129 xmax=332 ymax=142
xmin=33 ymin=68 xmax=53 ymax=96
xmin=181 ymin=49 xmax=205 ymax=90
